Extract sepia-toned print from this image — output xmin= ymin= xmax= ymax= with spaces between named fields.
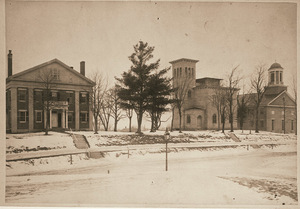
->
xmin=4 ymin=1 xmax=297 ymax=207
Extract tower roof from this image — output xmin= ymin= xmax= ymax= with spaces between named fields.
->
xmin=268 ymin=62 xmax=283 ymax=70
xmin=169 ymin=58 xmax=199 ymax=64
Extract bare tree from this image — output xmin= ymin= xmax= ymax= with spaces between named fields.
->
xmin=36 ymin=69 xmax=56 ymax=135
xmin=172 ymin=76 xmax=193 ymax=133
xmin=210 ymin=87 xmax=224 ymax=131
xmin=211 ymin=86 xmax=229 ymax=133
xmin=237 ymin=84 xmax=252 ymax=133
xmin=89 ymin=72 xmax=108 ymax=134
xmin=225 ymin=66 xmax=241 ymax=132
xmin=108 ymin=86 xmax=126 ymax=132
xmin=99 ymin=91 xmax=112 ymax=131
xmin=125 ymin=106 xmax=134 ymax=132
xmin=250 ymin=64 xmax=267 ymax=133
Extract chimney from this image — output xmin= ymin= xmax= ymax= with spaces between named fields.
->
xmin=80 ymin=61 xmax=85 ymax=76
xmin=8 ymin=50 xmax=12 ymax=77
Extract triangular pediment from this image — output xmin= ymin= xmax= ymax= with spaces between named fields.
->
xmin=7 ymin=59 xmax=95 ymax=86
xmin=268 ymin=91 xmax=295 ymax=106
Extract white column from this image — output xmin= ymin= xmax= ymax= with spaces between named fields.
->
xmin=75 ymin=91 xmax=80 ymax=130
xmin=62 ymin=110 xmax=65 ymax=129
xmin=28 ymin=88 xmax=34 ymax=131
xmin=10 ymin=88 xmax=18 ymax=133
xmin=44 ymin=110 xmax=47 ymax=128
xmin=66 ymin=109 xmax=68 ymax=129
xmin=50 ymin=109 xmax=52 ymax=129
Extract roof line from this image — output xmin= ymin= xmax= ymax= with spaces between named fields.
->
xmin=7 ymin=58 xmax=95 ymax=86
xmin=169 ymin=58 xmax=199 ymax=64
xmin=267 ymin=90 xmax=295 ymax=106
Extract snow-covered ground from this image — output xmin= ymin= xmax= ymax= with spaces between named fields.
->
xmin=6 ymin=132 xmax=76 ymax=154
xmin=233 ymin=130 xmax=296 ymax=142
xmin=69 ymin=130 xmax=296 ymax=148
xmin=6 ymin=143 xmax=297 ymax=206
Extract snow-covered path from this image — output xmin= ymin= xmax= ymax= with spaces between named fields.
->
xmin=6 ymin=145 xmax=297 ymax=206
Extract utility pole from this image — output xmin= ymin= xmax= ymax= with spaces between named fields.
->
xmin=283 ymin=96 xmax=286 ymax=134
xmin=164 ymin=128 xmax=170 ymax=171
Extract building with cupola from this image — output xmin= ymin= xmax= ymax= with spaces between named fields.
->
xmin=238 ymin=63 xmax=296 ymax=133
xmin=170 ymin=58 xmax=238 ymax=131
xmin=6 ymin=50 xmax=95 ymax=133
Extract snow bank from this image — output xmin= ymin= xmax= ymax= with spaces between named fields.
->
xmin=6 ymin=132 xmax=76 ymax=154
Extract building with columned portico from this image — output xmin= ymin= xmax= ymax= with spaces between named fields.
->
xmin=6 ymin=50 xmax=95 ymax=133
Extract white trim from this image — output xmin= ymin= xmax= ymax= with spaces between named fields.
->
xmin=268 ymin=90 xmax=296 ymax=106
xmin=35 ymin=110 xmax=43 ymax=123
xmin=268 ymin=105 xmax=295 ymax=108
xmin=18 ymin=110 xmax=28 ymax=123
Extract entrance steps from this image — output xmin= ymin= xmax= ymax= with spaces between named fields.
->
xmin=227 ymin=132 xmax=241 ymax=142
xmin=71 ymin=134 xmax=90 ymax=149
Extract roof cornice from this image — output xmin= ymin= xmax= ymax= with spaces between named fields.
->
xmin=169 ymin=58 xmax=199 ymax=64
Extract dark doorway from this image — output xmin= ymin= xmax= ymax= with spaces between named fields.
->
xmin=58 ymin=112 xmax=62 ymax=128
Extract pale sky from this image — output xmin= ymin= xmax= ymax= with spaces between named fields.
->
xmin=5 ymin=1 xmax=297 ymax=129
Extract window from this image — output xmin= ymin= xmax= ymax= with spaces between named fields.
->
xmin=52 ymin=92 xmax=57 ymax=97
xmin=213 ymin=114 xmax=217 ymax=123
xmin=35 ymin=110 xmax=42 ymax=123
xmin=271 ymin=72 xmax=275 ymax=83
xmin=188 ymin=90 xmax=192 ymax=98
xmin=291 ymin=120 xmax=294 ymax=131
xmin=188 ymin=68 xmax=191 ymax=77
xmin=187 ymin=115 xmax=191 ymax=124
xmin=18 ymin=110 xmax=28 ymax=123
xmin=180 ymin=67 xmax=182 ymax=76
xmin=281 ymin=111 xmax=284 ymax=115
xmin=271 ymin=111 xmax=275 ymax=115
xmin=173 ymin=69 xmax=176 ymax=77
xmin=185 ymin=67 xmax=187 ymax=75
xmin=272 ymin=120 xmax=275 ymax=131
xmin=51 ymin=69 xmax=60 ymax=80
xmin=212 ymin=114 xmax=217 ymax=124
xmin=80 ymin=92 xmax=88 ymax=104
xmin=80 ymin=112 xmax=89 ymax=123
xmin=282 ymin=120 xmax=285 ymax=131
xmin=66 ymin=92 xmax=74 ymax=104
xmin=34 ymin=90 xmax=43 ymax=103
xmin=191 ymin=68 xmax=194 ymax=76
xmin=68 ymin=112 xmax=74 ymax=122
xmin=280 ymin=72 xmax=282 ymax=82
xmin=18 ymin=89 xmax=27 ymax=102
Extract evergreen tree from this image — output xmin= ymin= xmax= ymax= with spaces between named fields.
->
xmin=116 ymin=41 xmax=159 ymax=134
xmin=147 ymin=68 xmax=173 ymax=132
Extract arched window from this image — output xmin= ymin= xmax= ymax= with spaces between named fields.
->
xmin=212 ymin=114 xmax=217 ymax=124
xmin=271 ymin=72 xmax=275 ymax=83
xmin=188 ymin=90 xmax=192 ymax=98
xmin=187 ymin=115 xmax=191 ymax=124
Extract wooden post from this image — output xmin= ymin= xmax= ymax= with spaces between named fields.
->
xmin=166 ymin=141 xmax=168 ymax=171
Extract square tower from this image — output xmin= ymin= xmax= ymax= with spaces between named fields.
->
xmin=169 ymin=58 xmax=198 ymax=89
